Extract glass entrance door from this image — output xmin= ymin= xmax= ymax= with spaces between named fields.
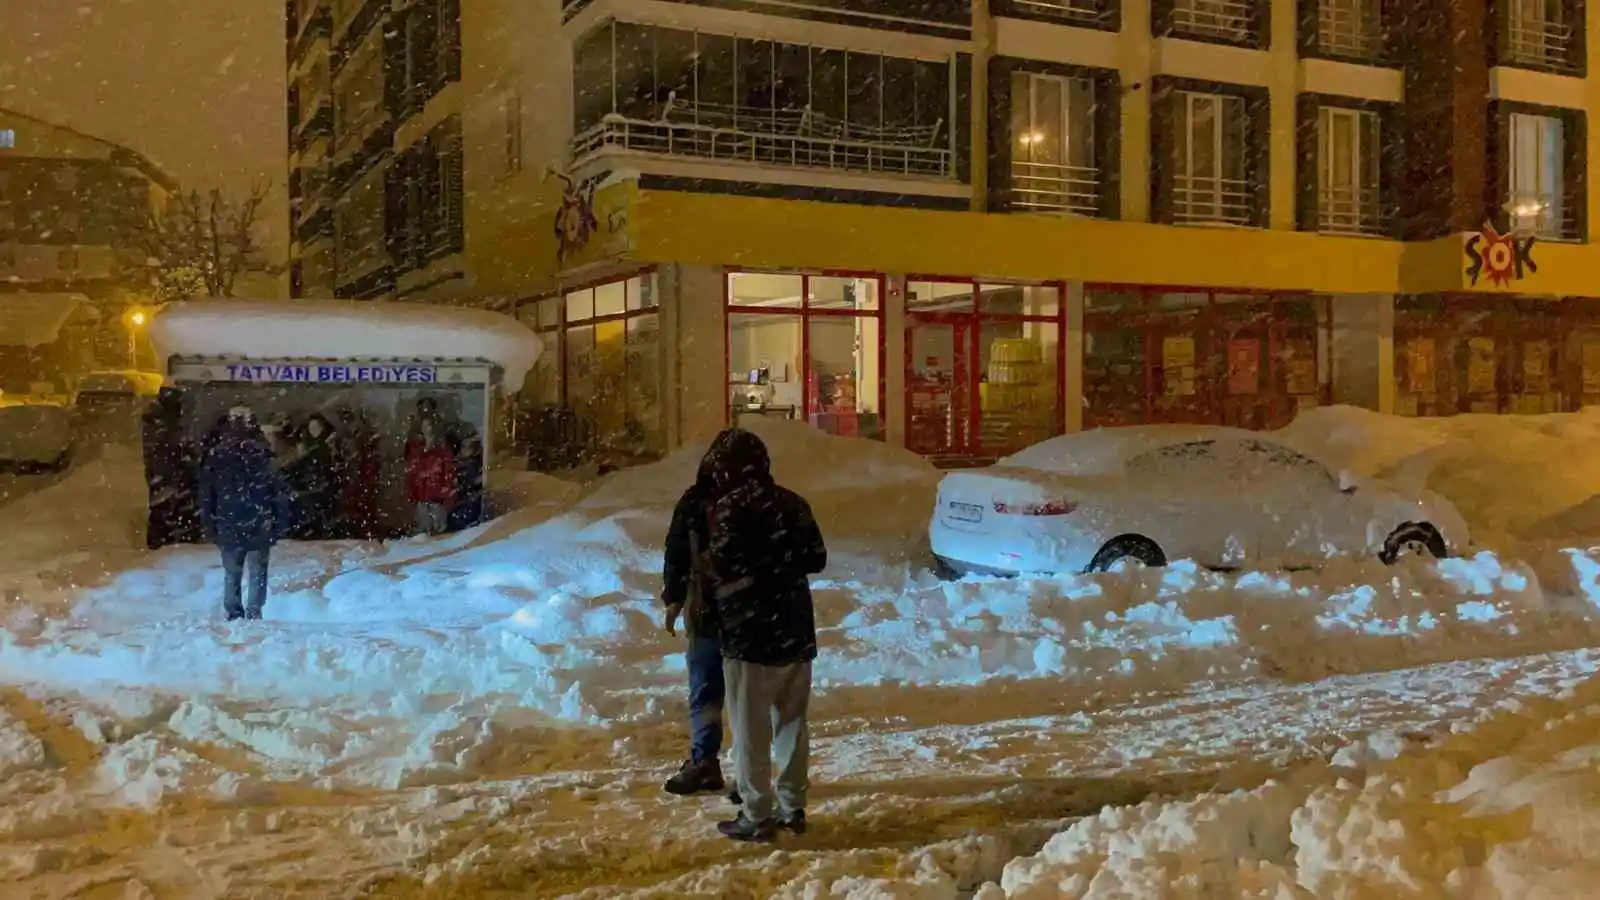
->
xmin=906 ymin=320 xmax=974 ymax=456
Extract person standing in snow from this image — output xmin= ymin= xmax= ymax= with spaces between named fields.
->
xmin=198 ymin=406 xmax=293 ymax=621
xmin=660 ymin=452 xmax=730 ymax=797
xmin=287 ymin=413 xmax=338 ymax=540
xmin=700 ymin=428 xmax=827 ymax=842
xmin=405 ymin=417 xmax=457 ymax=535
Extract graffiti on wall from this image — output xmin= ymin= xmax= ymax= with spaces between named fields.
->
xmin=550 ymin=170 xmax=600 ymax=266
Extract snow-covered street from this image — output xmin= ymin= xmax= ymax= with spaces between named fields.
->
xmin=10 ymin=408 xmax=1600 ymax=897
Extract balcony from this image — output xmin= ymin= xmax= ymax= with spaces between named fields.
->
xmin=1172 ymin=175 xmax=1254 ymax=225
xmin=1004 ymin=0 xmax=1115 ymax=28
xmin=572 ymin=106 xmax=954 ymax=180
xmin=1316 ymin=0 xmax=1383 ymax=61
xmin=1009 ymin=162 xmax=1101 ymax=215
xmin=1171 ymin=0 xmax=1254 ymax=43
xmin=1503 ymin=10 xmax=1579 ymax=73
xmin=1318 ymin=185 xmax=1384 ymax=235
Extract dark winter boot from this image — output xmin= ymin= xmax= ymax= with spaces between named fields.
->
xmin=778 ymin=810 xmax=806 ymax=834
xmin=664 ymin=758 xmax=725 ymax=795
xmin=717 ymin=812 xmax=777 ymax=843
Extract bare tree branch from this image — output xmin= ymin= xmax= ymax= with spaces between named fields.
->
xmin=137 ymin=180 xmax=272 ymax=303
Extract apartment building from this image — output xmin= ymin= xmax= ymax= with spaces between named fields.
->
xmin=461 ymin=0 xmax=1600 ymax=462
xmin=286 ymin=0 xmax=466 ymax=302
xmin=0 ymin=107 xmax=175 ymax=390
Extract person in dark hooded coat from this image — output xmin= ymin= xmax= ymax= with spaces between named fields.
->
xmin=660 ymin=451 xmax=729 ymax=797
xmin=199 ymin=407 xmax=292 ymax=621
xmin=286 ymin=413 xmax=338 ymax=539
xmin=699 ymin=428 xmax=827 ymax=843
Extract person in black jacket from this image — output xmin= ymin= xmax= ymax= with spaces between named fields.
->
xmin=700 ymin=428 xmax=827 ymax=842
xmin=660 ymin=452 xmax=728 ymax=796
xmin=198 ymin=407 xmax=293 ymax=620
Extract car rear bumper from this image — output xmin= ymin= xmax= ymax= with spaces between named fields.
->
xmin=928 ymin=517 xmax=1098 ymax=576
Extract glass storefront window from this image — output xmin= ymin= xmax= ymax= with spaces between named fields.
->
xmin=907 ymin=280 xmax=974 ymax=312
xmin=595 ymin=280 xmax=626 ymax=317
xmin=809 ymin=276 xmax=879 ymax=311
xmin=979 ymin=283 xmax=1059 ymax=317
xmin=728 ymin=313 xmax=804 ymax=417
xmin=627 ymin=273 xmax=657 ymax=310
xmin=566 ymin=288 xmax=594 ymax=322
xmin=729 ymin=271 xmax=803 ymax=308
xmin=979 ymin=320 xmax=1059 ymax=453
xmin=809 ymin=316 xmax=882 ymax=439
xmin=626 ymin=316 xmax=662 ymax=449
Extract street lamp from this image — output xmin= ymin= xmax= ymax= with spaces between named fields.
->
xmin=127 ymin=309 xmax=147 ymax=369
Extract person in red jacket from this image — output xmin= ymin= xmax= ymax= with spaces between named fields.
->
xmin=405 ymin=418 xmax=457 ymax=535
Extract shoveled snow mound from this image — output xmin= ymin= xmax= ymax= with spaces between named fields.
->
xmin=1280 ymin=406 xmax=1600 ymax=548
xmin=149 ymin=299 xmax=542 ymax=392
xmin=973 ymin=672 xmax=1600 ymax=899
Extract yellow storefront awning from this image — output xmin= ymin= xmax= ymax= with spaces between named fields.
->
xmin=0 ymin=293 xmax=89 ymax=347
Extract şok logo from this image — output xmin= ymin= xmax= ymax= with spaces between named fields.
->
xmin=1464 ymin=221 xmax=1538 ymax=288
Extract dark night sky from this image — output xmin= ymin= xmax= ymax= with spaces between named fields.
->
xmin=0 ymin=0 xmax=287 ymax=255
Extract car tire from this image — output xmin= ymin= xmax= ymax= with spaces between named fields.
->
xmin=1379 ymin=522 xmax=1448 ymax=564
xmin=1087 ymin=535 xmax=1167 ymax=573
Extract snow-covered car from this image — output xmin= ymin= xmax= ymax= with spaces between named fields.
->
xmin=73 ymin=370 xmax=163 ymax=412
xmin=929 ymin=429 xmax=1469 ymax=576
xmin=0 ymin=402 xmax=76 ymax=473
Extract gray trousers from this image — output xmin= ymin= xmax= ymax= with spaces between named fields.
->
xmin=415 ymin=502 xmax=449 ymax=535
xmin=723 ymin=658 xmax=811 ymax=822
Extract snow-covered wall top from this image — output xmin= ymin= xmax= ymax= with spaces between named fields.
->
xmin=149 ymin=300 xmax=542 ymax=392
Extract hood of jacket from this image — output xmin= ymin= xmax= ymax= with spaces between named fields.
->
xmin=704 ymin=427 xmax=772 ymax=496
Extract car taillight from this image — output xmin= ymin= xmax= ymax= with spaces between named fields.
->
xmin=993 ymin=499 xmax=1078 ymax=516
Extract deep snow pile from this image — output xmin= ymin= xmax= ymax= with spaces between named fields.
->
xmin=954 ymin=671 xmax=1600 ymax=899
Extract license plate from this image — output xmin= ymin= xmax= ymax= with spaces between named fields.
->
xmin=947 ymin=501 xmax=984 ymax=523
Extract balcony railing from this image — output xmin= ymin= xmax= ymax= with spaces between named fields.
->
xmin=1010 ymin=162 xmax=1101 ymax=215
xmin=573 ymin=111 xmax=953 ymax=179
xmin=1504 ymin=16 xmax=1578 ymax=73
xmin=1007 ymin=0 xmax=1110 ymax=27
xmin=1172 ymin=0 xmax=1253 ymax=42
xmin=1317 ymin=2 xmax=1383 ymax=60
xmin=1318 ymin=185 xmax=1384 ymax=235
xmin=1172 ymin=175 xmax=1254 ymax=225
xmin=1505 ymin=193 xmax=1581 ymax=241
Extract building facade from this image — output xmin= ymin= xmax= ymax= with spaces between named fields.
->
xmin=286 ymin=0 xmax=467 ymax=303
xmin=450 ymin=0 xmax=1599 ymax=462
xmin=0 ymin=107 xmax=175 ymax=392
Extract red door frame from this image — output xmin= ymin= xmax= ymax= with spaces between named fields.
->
xmin=904 ymin=278 xmax=1068 ymax=459
xmin=1081 ymin=283 xmax=1330 ymax=428
xmin=721 ymin=269 xmax=889 ymax=436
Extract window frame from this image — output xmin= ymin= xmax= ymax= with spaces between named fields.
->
xmin=1315 ymin=104 xmax=1383 ymax=235
xmin=723 ymin=269 xmax=889 ymax=440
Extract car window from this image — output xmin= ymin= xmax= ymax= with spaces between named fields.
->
xmin=1237 ymin=439 xmax=1336 ymax=485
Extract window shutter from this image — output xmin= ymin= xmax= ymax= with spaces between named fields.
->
xmin=382 ymin=19 xmax=405 ymax=119
xmin=439 ymin=0 xmax=462 ymax=85
xmin=1295 ymin=0 xmax=1316 ymax=55
xmin=446 ymin=129 xmax=465 ymax=254
xmin=1150 ymin=0 xmax=1175 ymax=37
xmin=1250 ymin=0 xmax=1272 ymax=50
xmin=1245 ymin=89 xmax=1272 ymax=227
xmin=384 ymin=155 xmax=405 ymax=262
xmin=1564 ymin=110 xmax=1587 ymax=241
xmin=1378 ymin=103 xmax=1404 ymax=238
xmin=1571 ymin=0 xmax=1588 ymax=76
xmin=1148 ymin=79 xmax=1176 ymax=224
xmin=1295 ymin=96 xmax=1319 ymax=232
xmin=986 ymin=56 xmax=1013 ymax=212
xmin=415 ymin=2 xmax=438 ymax=108
xmin=1484 ymin=100 xmax=1507 ymax=231
xmin=1094 ymin=72 xmax=1122 ymax=219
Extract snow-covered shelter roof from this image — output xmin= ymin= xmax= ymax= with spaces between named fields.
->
xmin=149 ymin=299 xmax=541 ymax=392
xmin=0 ymin=293 xmax=89 ymax=347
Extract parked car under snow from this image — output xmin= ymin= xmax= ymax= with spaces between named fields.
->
xmin=0 ymin=402 xmax=76 ymax=473
xmin=929 ymin=428 xmax=1469 ymax=576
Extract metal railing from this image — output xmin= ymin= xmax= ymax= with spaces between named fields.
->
xmin=1318 ymin=186 xmax=1384 ymax=235
xmin=652 ymin=96 xmax=945 ymax=149
xmin=572 ymin=114 xmax=954 ymax=179
xmin=1317 ymin=1 xmax=1383 ymax=59
xmin=1008 ymin=0 xmax=1109 ymax=26
xmin=1172 ymin=0 xmax=1253 ymax=41
xmin=1010 ymin=162 xmax=1101 ymax=215
xmin=1505 ymin=193 xmax=1580 ymax=241
xmin=1172 ymin=175 xmax=1254 ymax=225
xmin=1504 ymin=15 xmax=1578 ymax=72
